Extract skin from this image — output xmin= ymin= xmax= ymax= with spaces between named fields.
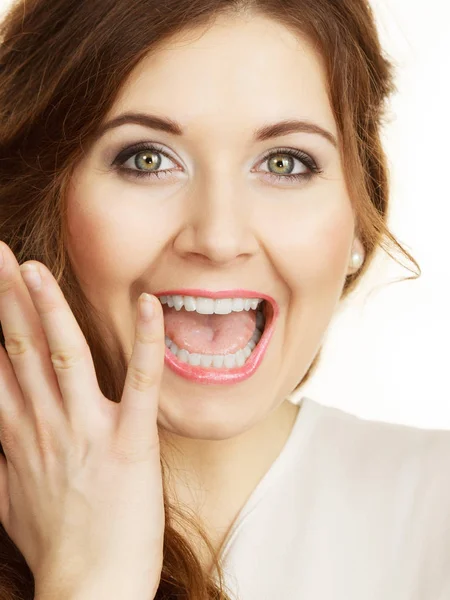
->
xmin=65 ymin=15 xmax=364 ymax=557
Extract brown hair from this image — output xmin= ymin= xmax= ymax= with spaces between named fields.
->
xmin=0 ymin=0 xmax=419 ymax=598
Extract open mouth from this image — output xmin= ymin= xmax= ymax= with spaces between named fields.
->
xmin=160 ymin=296 xmax=273 ymax=369
xmin=162 ymin=298 xmax=271 ymax=369
xmin=156 ymin=292 xmax=276 ymax=383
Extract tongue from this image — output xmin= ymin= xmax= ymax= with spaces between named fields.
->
xmin=162 ymin=305 xmax=257 ymax=354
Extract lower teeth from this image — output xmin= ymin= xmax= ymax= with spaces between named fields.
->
xmin=164 ymin=309 xmax=265 ymax=369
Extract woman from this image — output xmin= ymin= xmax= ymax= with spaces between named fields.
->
xmin=0 ymin=0 xmax=448 ymax=599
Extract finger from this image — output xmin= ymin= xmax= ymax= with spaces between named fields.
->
xmin=0 ymin=453 xmax=9 ymax=526
xmin=17 ymin=259 xmax=106 ymax=427
xmin=116 ymin=294 xmax=164 ymax=457
xmin=0 ymin=244 xmax=65 ymax=430
xmin=0 ymin=339 xmax=43 ymax=470
xmin=0 ymin=341 xmax=26 ymax=416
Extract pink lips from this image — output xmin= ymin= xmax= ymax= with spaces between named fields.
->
xmin=155 ymin=289 xmax=279 ymax=384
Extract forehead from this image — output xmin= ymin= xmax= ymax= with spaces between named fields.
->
xmin=106 ymin=16 xmax=336 ymax=143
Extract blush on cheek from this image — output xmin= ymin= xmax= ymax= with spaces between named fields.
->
xmin=301 ymin=200 xmax=355 ymax=285
xmin=66 ymin=183 xmax=145 ymax=287
xmin=66 ymin=210 xmax=116 ymax=283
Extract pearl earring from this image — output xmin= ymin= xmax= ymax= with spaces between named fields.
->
xmin=350 ymin=251 xmax=364 ymax=270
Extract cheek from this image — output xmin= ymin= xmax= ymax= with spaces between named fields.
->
xmin=300 ymin=202 xmax=355 ymax=291
xmin=265 ymin=189 xmax=354 ymax=384
xmin=257 ymin=187 xmax=355 ymax=296
xmin=65 ymin=174 xmax=169 ymax=291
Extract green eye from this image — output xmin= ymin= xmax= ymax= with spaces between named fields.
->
xmin=134 ymin=151 xmax=162 ymax=171
xmin=267 ymin=154 xmax=296 ymax=175
xmin=113 ymin=142 xmax=322 ymax=184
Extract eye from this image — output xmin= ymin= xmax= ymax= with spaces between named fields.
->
xmin=112 ymin=142 xmax=180 ymax=181
xmin=255 ymin=147 xmax=322 ymax=184
xmin=112 ymin=142 xmax=323 ymax=184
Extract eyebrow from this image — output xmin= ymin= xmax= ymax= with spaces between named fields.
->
xmin=94 ymin=112 xmax=338 ymax=148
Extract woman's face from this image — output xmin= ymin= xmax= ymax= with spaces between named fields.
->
xmin=66 ymin=15 xmax=359 ymax=440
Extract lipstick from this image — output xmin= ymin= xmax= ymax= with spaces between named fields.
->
xmin=155 ymin=289 xmax=278 ymax=384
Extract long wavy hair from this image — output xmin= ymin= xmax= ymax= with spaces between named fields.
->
xmin=0 ymin=0 xmax=419 ymax=598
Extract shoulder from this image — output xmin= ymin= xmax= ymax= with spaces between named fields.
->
xmin=305 ymin=397 xmax=450 ymax=587
xmin=302 ymin=396 xmax=450 ymax=512
xmin=303 ymin=396 xmax=450 ymax=469
xmin=297 ymin=398 xmax=450 ymax=596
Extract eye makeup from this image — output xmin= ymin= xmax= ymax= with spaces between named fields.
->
xmin=110 ymin=140 xmax=324 ymax=185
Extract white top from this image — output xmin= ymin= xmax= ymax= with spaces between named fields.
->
xmin=215 ymin=396 xmax=450 ymax=600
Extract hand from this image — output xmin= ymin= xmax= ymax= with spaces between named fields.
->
xmin=0 ymin=241 xmax=166 ymax=599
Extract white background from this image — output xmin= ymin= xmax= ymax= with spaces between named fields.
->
xmin=1 ymin=0 xmax=449 ymax=428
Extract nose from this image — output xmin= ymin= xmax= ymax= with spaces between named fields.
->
xmin=173 ymin=177 xmax=259 ymax=266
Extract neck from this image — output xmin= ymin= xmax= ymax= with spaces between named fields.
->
xmin=159 ymin=399 xmax=301 ymax=564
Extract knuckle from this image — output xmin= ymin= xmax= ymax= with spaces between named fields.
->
xmin=34 ymin=417 xmax=69 ymax=460
xmin=4 ymin=332 xmax=36 ymax=357
xmin=109 ymin=436 xmax=133 ymax=460
xmin=110 ymin=437 xmax=157 ymax=464
xmin=35 ymin=426 xmax=58 ymax=456
xmin=127 ymin=364 xmax=155 ymax=392
xmin=0 ymin=278 xmax=15 ymax=295
xmin=0 ymin=420 xmax=19 ymax=449
xmin=135 ymin=329 xmax=163 ymax=345
xmin=50 ymin=345 xmax=86 ymax=371
xmin=36 ymin=298 xmax=59 ymax=315
xmin=0 ymin=412 xmax=30 ymax=462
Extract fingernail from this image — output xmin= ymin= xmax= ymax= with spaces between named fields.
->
xmin=139 ymin=293 xmax=154 ymax=321
xmin=20 ymin=263 xmax=42 ymax=290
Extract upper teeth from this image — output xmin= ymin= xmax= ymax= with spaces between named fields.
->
xmin=159 ymin=295 xmax=264 ymax=315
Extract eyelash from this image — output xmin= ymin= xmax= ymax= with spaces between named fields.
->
xmin=111 ymin=142 xmax=323 ymax=184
